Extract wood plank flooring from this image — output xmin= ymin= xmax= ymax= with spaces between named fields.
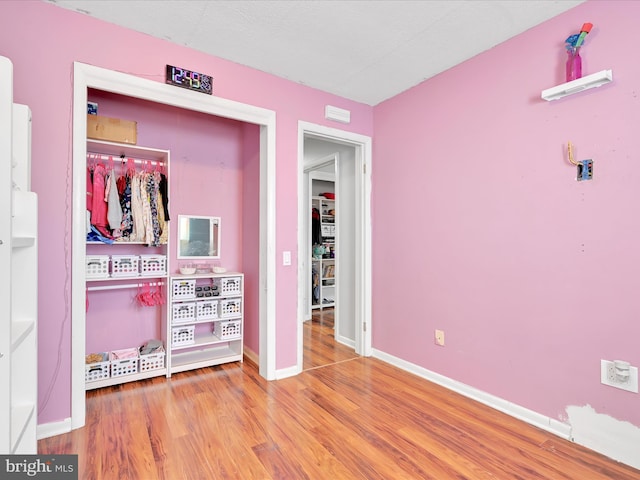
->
xmin=39 ymin=317 xmax=640 ymax=479
xmin=303 ymin=308 xmax=358 ymax=370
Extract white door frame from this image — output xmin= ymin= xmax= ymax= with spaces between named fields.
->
xmin=71 ymin=62 xmax=277 ymax=429
xmin=297 ymin=121 xmax=372 ymax=371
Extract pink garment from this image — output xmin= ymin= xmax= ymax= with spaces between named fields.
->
xmin=111 ymin=349 xmax=138 ymax=359
xmin=86 ymin=167 xmax=93 ymax=211
xmin=91 ymin=163 xmax=112 ymax=238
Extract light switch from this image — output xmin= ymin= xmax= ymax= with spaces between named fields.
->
xmin=283 ymin=251 xmax=291 ymax=266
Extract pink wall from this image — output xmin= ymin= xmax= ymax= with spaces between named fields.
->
xmin=85 ymin=90 xmax=256 ymax=353
xmin=241 ymin=123 xmax=261 ymax=355
xmin=0 ymin=1 xmax=373 ymax=424
xmin=373 ymin=0 xmax=640 ymax=427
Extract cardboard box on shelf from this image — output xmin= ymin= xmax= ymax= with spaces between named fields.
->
xmin=87 ymin=115 xmax=137 ymax=144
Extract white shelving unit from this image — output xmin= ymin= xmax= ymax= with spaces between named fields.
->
xmin=312 ymin=195 xmax=336 ymax=309
xmin=1 ymin=55 xmax=38 ymax=454
xmin=168 ymin=273 xmax=244 ymax=376
xmin=84 ymin=140 xmax=170 ymax=390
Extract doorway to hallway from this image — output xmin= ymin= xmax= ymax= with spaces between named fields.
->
xmin=297 ymin=122 xmax=373 ymax=373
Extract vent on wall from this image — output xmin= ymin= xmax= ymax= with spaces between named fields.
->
xmin=325 ymin=105 xmax=351 ymax=124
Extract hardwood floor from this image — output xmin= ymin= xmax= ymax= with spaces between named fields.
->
xmin=303 ymin=308 xmax=358 ymax=371
xmin=40 ymin=327 xmax=640 ymax=479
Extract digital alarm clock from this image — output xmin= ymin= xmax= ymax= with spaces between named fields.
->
xmin=165 ymin=65 xmax=213 ymax=95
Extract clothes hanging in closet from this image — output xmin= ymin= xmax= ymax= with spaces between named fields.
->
xmin=86 ymin=157 xmax=168 ymax=246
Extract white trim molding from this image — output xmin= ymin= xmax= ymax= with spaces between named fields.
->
xmin=37 ymin=418 xmax=72 ymax=441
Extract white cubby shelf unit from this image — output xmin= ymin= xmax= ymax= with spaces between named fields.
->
xmin=167 ymin=273 xmax=244 ymax=376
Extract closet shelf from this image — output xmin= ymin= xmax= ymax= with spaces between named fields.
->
xmin=87 ymin=139 xmax=169 ymax=161
xmin=12 ymin=236 xmax=35 ymax=248
xmin=85 ymin=368 xmax=168 ymax=391
xmin=170 ymin=346 xmax=242 ymax=374
xmin=11 ymin=318 xmax=35 ymax=352
xmin=11 ymin=404 xmax=36 ymax=452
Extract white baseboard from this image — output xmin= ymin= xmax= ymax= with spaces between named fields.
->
xmin=275 ymin=364 xmax=301 ymax=380
xmin=37 ymin=417 xmax=72 ymax=440
xmin=372 ymin=349 xmax=572 ymax=439
xmin=243 ymin=346 xmax=258 ymax=366
xmin=336 ymin=334 xmax=355 ymax=349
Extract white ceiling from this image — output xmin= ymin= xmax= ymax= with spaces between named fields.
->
xmin=45 ymin=0 xmax=584 ymax=106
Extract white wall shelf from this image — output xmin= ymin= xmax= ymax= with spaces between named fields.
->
xmin=541 ymin=69 xmax=613 ymax=101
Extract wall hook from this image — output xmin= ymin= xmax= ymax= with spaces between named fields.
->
xmin=568 ymin=141 xmax=579 ymax=166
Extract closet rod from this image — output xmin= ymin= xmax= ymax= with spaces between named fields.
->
xmin=86 ymin=153 xmax=165 ymax=167
xmin=87 ymin=281 xmax=164 ymax=292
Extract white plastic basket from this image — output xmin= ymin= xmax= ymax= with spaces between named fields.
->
xmin=111 ymin=255 xmax=139 ymax=277
xmin=172 ymin=279 xmax=196 ymax=300
xmin=139 ymin=348 xmax=165 ymax=372
xmin=213 ymin=277 xmax=242 ymax=296
xmin=321 ymin=224 xmax=336 ymax=237
xmin=214 ymin=319 xmax=242 ymax=339
xmin=86 ymin=255 xmax=110 ymax=279
xmin=140 ymin=255 xmax=167 ymax=276
xmin=220 ymin=298 xmax=242 ymax=318
xmin=196 ymin=300 xmax=218 ymax=320
xmin=110 ymin=349 xmax=139 ymax=377
xmin=85 ymin=352 xmax=110 ymax=382
xmin=172 ymin=325 xmax=195 ymax=346
xmin=172 ymin=302 xmax=196 ymax=324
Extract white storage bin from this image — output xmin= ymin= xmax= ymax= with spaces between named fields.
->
xmin=196 ymin=300 xmax=218 ymax=320
xmin=111 ymin=255 xmax=139 ymax=277
xmin=172 ymin=302 xmax=196 ymax=324
xmin=139 ymin=347 xmax=165 ymax=372
xmin=214 ymin=319 xmax=242 ymax=339
xmin=86 ymin=255 xmax=109 ymax=279
xmin=220 ymin=298 xmax=242 ymax=318
xmin=85 ymin=352 xmax=110 ymax=382
xmin=172 ymin=325 xmax=195 ymax=346
xmin=213 ymin=277 xmax=242 ymax=296
xmin=110 ymin=348 xmax=139 ymax=377
xmin=140 ymin=254 xmax=167 ymax=276
xmin=321 ymin=224 xmax=336 ymax=237
xmin=172 ymin=279 xmax=196 ymax=300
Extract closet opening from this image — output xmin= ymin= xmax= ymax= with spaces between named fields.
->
xmin=71 ymin=62 xmax=276 ymax=430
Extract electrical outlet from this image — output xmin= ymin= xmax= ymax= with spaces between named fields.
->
xmin=434 ymin=329 xmax=445 ymax=346
xmin=601 ymin=359 xmax=639 ymax=393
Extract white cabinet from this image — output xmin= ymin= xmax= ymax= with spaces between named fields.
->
xmin=1 ymin=55 xmax=38 ymax=454
xmin=312 ymin=196 xmax=336 ymax=309
xmin=168 ymin=273 xmax=244 ymax=375
xmin=84 ymin=140 xmax=170 ymax=390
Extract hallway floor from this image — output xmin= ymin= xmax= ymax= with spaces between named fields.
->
xmin=303 ymin=308 xmax=358 ymax=371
